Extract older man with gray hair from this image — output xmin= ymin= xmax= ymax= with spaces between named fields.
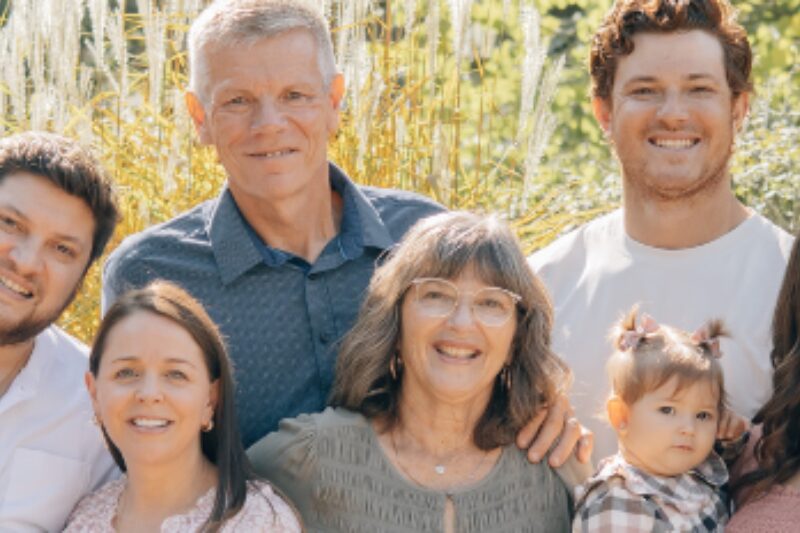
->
xmin=104 ymin=0 xmax=591 ymax=469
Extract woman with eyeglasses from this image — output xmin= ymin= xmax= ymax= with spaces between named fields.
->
xmin=248 ymin=212 xmax=579 ymax=532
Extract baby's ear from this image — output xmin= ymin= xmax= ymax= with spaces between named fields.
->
xmin=607 ymin=396 xmax=630 ymax=435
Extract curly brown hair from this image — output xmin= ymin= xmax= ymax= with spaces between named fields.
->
xmin=732 ymin=234 xmax=800 ymax=503
xmin=590 ymin=0 xmax=752 ymax=101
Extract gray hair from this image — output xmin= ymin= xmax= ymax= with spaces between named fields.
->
xmin=188 ymin=0 xmax=338 ymax=103
xmin=329 ymin=211 xmax=572 ymax=450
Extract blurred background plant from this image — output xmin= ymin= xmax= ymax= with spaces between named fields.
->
xmin=0 ymin=0 xmax=796 ymax=342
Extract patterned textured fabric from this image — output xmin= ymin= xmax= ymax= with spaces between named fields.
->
xmin=248 ymin=407 xmax=573 ymax=533
xmin=64 ymin=477 xmax=300 ymax=532
xmin=573 ymin=452 xmax=729 ymax=532
xmin=103 ymin=164 xmax=443 ymax=446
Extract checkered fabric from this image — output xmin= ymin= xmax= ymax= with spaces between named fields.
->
xmin=573 ymin=453 xmax=729 ymax=532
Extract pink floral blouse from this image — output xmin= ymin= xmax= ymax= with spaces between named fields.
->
xmin=64 ymin=477 xmax=301 ymax=532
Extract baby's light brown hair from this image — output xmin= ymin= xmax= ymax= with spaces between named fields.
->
xmin=607 ymin=307 xmax=728 ymax=415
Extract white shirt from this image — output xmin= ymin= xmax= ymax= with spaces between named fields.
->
xmin=0 ymin=326 xmax=118 ymax=532
xmin=530 ymin=210 xmax=794 ymax=461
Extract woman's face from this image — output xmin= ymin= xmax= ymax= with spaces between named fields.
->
xmin=87 ymin=310 xmax=218 ymax=470
xmin=398 ymin=266 xmax=518 ymax=407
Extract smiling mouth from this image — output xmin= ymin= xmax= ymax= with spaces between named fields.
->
xmin=130 ymin=417 xmax=172 ymax=429
xmin=250 ymin=149 xmax=296 ymax=159
xmin=0 ymin=274 xmax=33 ymax=299
xmin=435 ymin=343 xmax=480 ymax=360
xmin=649 ymin=138 xmax=700 ymax=150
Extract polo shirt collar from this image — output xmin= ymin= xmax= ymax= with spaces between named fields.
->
xmin=333 ymin=163 xmax=394 ymax=251
xmin=207 ymin=163 xmax=395 ymax=284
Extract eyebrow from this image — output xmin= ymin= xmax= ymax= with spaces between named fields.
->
xmin=108 ymin=356 xmax=199 ymax=368
xmin=0 ymin=205 xmax=88 ymax=245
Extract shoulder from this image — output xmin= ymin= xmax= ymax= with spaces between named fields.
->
xmin=746 ymin=213 xmax=794 ymax=258
xmin=222 ymin=480 xmax=302 ymax=532
xmin=33 ymin=326 xmax=90 ymax=394
xmin=103 ymin=199 xmax=215 ymax=280
xmin=248 ymin=408 xmax=368 ymax=477
xmin=357 ymin=185 xmax=445 ymax=234
xmin=36 ymin=325 xmax=88 ymax=367
xmin=529 ymin=210 xmax=622 ymax=284
xmin=63 ymin=478 xmax=124 ymax=532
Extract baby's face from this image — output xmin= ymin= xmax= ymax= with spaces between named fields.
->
xmin=620 ymin=377 xmax=719 ymax=477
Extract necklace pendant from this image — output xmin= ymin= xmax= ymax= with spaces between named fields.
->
xmin=434 ymin=465 xmax=446 ymax=475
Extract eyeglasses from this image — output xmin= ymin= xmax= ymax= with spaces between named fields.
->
xmin=408 ymin=277 xmax=521 ymax=327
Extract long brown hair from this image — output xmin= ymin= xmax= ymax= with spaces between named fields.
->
xmin=732 ymin=234 xmax=800 ymax=502
xmin=329 ymin=212 xmax=571 ymax=450
xmin=90 ymin=281 xmax=257 ymax=529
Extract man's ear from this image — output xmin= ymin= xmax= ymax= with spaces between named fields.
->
xmin=607 ymin=395 xmax=630 ymax=435
xmin=592 ymin=96 xmax=612 ymax=135
xmin=732 ymin=91 xmax=749 ymax=132
xmin=186 ymin=91 xmax=212 ymax=145
xmin=326 ymin=74 xmax=345 ymax=134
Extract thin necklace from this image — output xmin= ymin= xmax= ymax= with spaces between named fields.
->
xmin=390 ymin=428 xmax=491 ymax=489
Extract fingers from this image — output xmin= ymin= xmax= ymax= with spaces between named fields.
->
xmin=525 ymin=394 xmax=573 ymax=463
xmin=576 ymin=427 xmax=594 ymax=464
xmin=546 ymin=416 xmax=582 ymax=467
xmin=516 ymin=408 xmax=548 ymax=452
xmin=717 ymin=411 xmax=749 ymax=441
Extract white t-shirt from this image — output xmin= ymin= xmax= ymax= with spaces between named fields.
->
xmin=0 ymin=326 xmax=118 ymax=532
xmin=529 ymin=210 xmax=794 ymax=461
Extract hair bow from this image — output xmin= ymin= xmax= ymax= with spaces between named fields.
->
xmin=619 ymin=314 xmax=659 ymax=351
xmin=691 ymin=325 xmax=723 ymax=359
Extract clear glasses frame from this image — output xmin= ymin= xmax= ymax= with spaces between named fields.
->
xmin=408 ymin=277 xmax=522 ymax=327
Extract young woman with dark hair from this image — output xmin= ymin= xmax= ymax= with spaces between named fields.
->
xmin=65 ymin=281 xmax=300 ymax=532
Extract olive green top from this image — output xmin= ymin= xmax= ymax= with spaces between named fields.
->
xmin=248 ymin=407 xmax=574 ymax=533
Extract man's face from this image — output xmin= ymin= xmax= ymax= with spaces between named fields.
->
xmin=0 ymin=172 xmax=95 ymax=345
xmin=187 ymin=29 xmax=344 ymax=210
xmin=594 ymin=30 xmax=748 ymax=202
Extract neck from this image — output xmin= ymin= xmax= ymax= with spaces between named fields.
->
xmin=230 ymin=178 xmax=342 ymax=264
xmin=623 ymin=181 xmax=750 ymax=249
xmin=121 ymin=451 xmax=217 ymax=522
xmin=394 ymin=385 xmax=489 ymax=455
xmin=0 ymin=339 xmax=35 ymax=397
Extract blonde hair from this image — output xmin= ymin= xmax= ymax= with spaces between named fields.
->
xmin=607 ymin=307 xmax=728 ymax=414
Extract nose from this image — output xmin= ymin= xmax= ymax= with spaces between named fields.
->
xmin=8 ymin=238 xmax=43 ymax=276
xmin=447 ymin=298 xmax=477 ymax=328
xmin=251 ymin=98 xmax=286 ymax=131
xmin=656 ymin=90 xmax=689 ymax=128
xmin=677 ymin=414 xmax=696 ymax=435
xmin=135 ymin=373 xmax=164 ymax=403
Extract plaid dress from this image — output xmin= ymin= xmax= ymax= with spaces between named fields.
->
xmin=573 ymin=453 xmax=729 ymax=532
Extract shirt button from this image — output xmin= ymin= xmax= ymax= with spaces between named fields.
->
xmin=319 ymin=332 xmax=330 ymax=344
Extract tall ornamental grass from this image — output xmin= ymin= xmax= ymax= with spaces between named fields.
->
xmin=0 ymin=0 xmax=568 ymax=342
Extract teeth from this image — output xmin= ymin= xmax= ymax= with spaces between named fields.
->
xmin=255 ymin=149 xmax=292 ymax=158
xmin=132 ymin=418 xmax=170 ymax=428
xmin=438 ymin=346 xmax=477 ymax=358
xmin=0 ymin=274 xmax=32 ymax=298
xmin=653 ymin=139 xmax=695 ymax=149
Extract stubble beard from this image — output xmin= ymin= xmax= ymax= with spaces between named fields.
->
xmin=0 ymin=283 xmax=80 ymax=346
xmin=620 ymin=128 xmax=735 ymax=204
